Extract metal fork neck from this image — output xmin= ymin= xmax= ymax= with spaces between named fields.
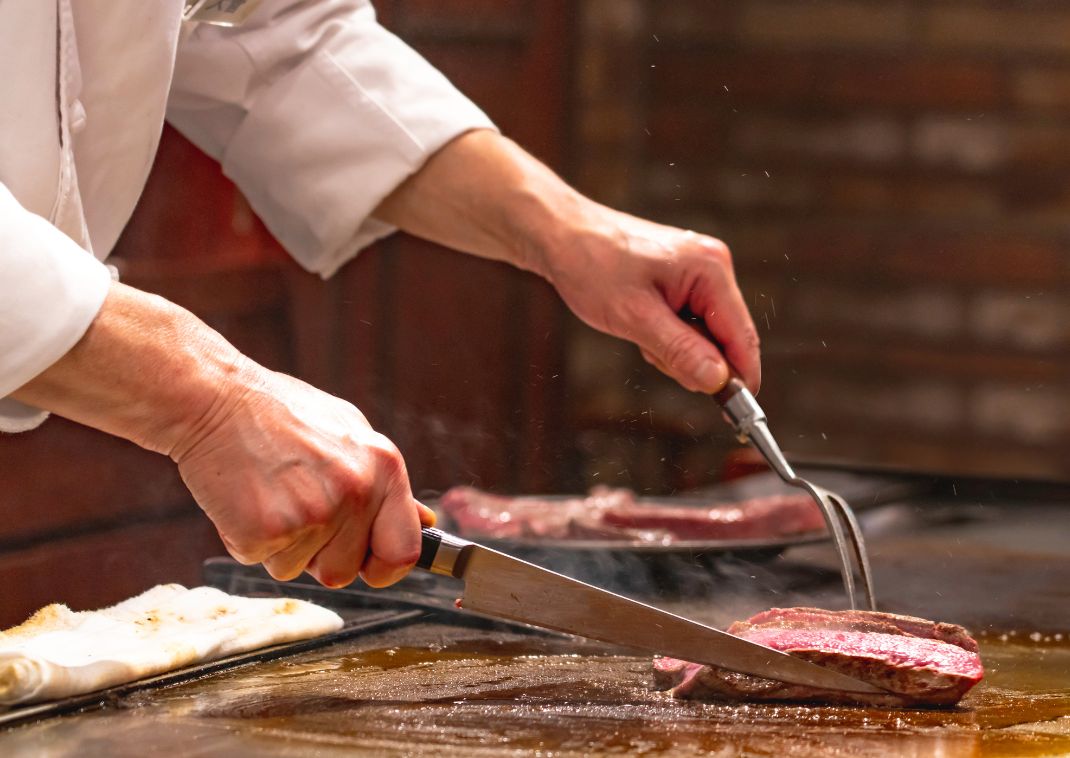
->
xmin=716 ymin=380 xmax=797 ymax=483
xmin=715 ymin=376 xmax=876 ymax=611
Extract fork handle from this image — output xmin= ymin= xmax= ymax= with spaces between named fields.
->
xmin=714 ymin=374 xmax=748 ymax=406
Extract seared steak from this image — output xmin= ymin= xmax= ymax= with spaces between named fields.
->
xmin=654 ymin=607 xmax=984 ymax=707
xmin=438 ymin=486 xmax=825 ymax=544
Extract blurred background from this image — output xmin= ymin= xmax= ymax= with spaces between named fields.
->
xmin=1 ymin=0 xmax=1067 ymax=624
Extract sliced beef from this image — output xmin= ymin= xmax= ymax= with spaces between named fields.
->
xmin=599 ymin=494 xmax=825 ymax=541
xmin=436 ymin=486 xmax=634 ymax=540
xmin=654 ymin=607 xmax=984 ymax=708
xmin=438 ymin=486 xmax=825 ymax=543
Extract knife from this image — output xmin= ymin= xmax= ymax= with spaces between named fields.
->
xmin=416 ymin=527 xmax=885 ymax=695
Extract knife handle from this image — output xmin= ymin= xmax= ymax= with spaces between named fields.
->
xmin=416 ymin=527 xmax=471 ymax=578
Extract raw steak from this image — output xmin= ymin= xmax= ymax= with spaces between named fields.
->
xmin=438 ymin=486 xmax=825 ymax=544
xmin=653 ymin=607 xmax=984 ymax=707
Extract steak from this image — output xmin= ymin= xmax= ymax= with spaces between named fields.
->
xmin=438 ymin=486 xmax=825 ymax=544
xmin=599 ymin=494 xmax=825 ymax=541
xmin=437 ymin=486 xmax=635 ymax=540
xmin=653 ymin=607 xmax=984 ymax=707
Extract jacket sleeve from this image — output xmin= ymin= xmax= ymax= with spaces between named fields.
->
xmin=167 ymin=0 xmax=497 ymax=278
xmin=0 ymin=183 xmax=112 ymax=432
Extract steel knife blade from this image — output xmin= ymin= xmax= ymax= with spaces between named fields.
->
xmin=415 ymin=528 xmax=885 ymax=695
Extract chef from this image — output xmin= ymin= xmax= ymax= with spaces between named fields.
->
xmin=1 ymin=1 xmax=760 ymax=590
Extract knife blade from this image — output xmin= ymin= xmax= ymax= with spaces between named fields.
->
xmin=416 ymin=528 xmax=885 ymax=695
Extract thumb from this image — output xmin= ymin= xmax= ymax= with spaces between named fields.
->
xmin=417 ymin=501 xmax=437 ymax=527
xmin=637 ymin=306 xmax=729 ymax=393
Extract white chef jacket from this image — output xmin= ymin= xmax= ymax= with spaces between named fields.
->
xmin=0 ymin=0 xmax=495 ymax=432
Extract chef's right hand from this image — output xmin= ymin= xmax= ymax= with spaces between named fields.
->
xmin=170 ymin=364 xmax=434 ymax=589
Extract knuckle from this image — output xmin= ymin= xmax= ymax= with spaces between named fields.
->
xmin=382 ymin=545 xmax=422 ymax=569
xmin=258 ymin=510 xmax=294 ymax=544
xmin=223 ymin=531 xmax=267 ymax=563
xmin=370 ymin=436 xmax=406 ymax=480
xmin=697 ymin=236 xmax=731 ymax=261
xmin=296 ymin=496 xmax=334 ymax=528
xmin=662 ymin=329 xmax=698 ymax=370
xmin=333 ymin=462 xmax=376 ymax=505
xmin=265 ymin=561 xmax=302 ymax=582
xmin=222 ymin=540 xmax=257 ymax=566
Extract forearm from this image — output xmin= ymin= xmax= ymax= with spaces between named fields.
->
xmin=11 ymin=281 xmax=244 ymax=457
xmin=372 ymin=129 xmax=593 ymax=279
xmin=374 ymin=128 xmax=761 ymax=393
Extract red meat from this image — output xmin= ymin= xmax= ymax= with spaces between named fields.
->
xmin=438 ymin=486 xmax=825 ymax=543
xmin=654 ymin=607 xmax=984 ymax=707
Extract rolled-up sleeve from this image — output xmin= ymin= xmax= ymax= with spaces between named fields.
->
xmin=0 ymin=183 xmax=112 ymax=432
xmin=167 ymin=0 xmax=497 ymax=278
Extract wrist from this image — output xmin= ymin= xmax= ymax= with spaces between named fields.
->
xmin=374 ymin=130 xmax=602 ymax=282
xmin=506 ymin=168 xmax=611 ymax=284
xmin=152 ymin=304 xmax=255 ymax=461
xmin=12 ymin=281 xmax=255 ymax=459
xmin=527 ymin=190 xmax=622 ymax=290
xmin=95 ymin=288 xmax=254 ymax=459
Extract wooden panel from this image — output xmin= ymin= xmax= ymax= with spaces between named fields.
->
xmin=0 ymin=421 xmax=185 ymax=542
xmin=384 ymin=242 xmax=524 ymax=490
xmin=567 ymin=0 xmax=1070 ymax=486
xmin=289 ymin=0 xmax=573 ymax=492
xmin=0 ymin=515 xmax=222 ymax=628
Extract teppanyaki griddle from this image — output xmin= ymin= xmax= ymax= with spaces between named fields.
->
xmin=3 ymin=475 xmax=1070 ymax=757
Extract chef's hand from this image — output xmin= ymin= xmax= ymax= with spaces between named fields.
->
xmin=171 ymin=367 xmax=435 ymax=588
xmin=540 ymin=207 xmax=760 ymax=394
xmin=11 ymin=282 xmax=433 ymax=589
xmin=373 ymin=130 xmax=761 ymax=394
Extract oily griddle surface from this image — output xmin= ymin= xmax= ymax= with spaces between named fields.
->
xmin=4 ymin=622 xmax=1070 ymax=758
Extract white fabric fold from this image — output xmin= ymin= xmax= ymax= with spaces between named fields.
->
xmin=0 ymin=183 xmax=112 ymax=432
xmin=0 ymin=584 xmax=343 ymax=706
xmin=168 ymin=0 xmax=497 ymax=278
xmin=2 ymin=0 xmax=497 ymax=435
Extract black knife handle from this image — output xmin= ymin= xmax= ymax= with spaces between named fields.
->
xmin=416 ymin=527 xmax=471 ymax=577
xmin=416 ymin=527 xmax=443 ymax=571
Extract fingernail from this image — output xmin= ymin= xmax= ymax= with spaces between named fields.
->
xmin=696 ymin=360 xmax=728 ymax=392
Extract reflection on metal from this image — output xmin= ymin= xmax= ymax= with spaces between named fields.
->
xmin=715 ymin=376 xmax=877 ymax=610
xmin=417 ymin=528 xmax=885 ymax=694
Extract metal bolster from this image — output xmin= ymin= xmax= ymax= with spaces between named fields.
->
xmin=722 ymin=385 xmax=767 ymax=442
xmin=418 ymin=528 xmax=471 ymax=578
xmin=723 ymin=387 xmax=799 ymax=484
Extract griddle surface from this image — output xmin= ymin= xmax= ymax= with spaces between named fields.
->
xmin=4 ymin=496 xmax=1070 ymax=756
xmin=2 ymin=624 xmax=1068 ymax=757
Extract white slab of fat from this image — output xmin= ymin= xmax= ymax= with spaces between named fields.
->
xmin=0 ymin=584 xmax=343 ymax=705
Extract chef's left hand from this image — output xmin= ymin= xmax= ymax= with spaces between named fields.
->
xmin=373 ymin=130 xmax=760 ymax=396
xmin=540 ymin=205 xmax=761 ymax=395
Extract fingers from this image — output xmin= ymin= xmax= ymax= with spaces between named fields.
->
xmin=361 ymin=484 xmax=423 ymax=588
xmin=624 ymin=236 xmax=761 ymax=396
xmin=632 ymin=300 xmax=730 ymax=393
xmin=687 ymin=238 xmax=762 ymax=393
xmin=305 ymin=505 xmax=375 ymax=588
xmin=417 ymin=501 xmax=437 ymax=527
xmin=304 ymin=490 xmax=425 ymax=589
xmin=262 ymin=523 xmax=338 ymax=582
xmin=695 ymin=296 xmax=762 ymax=396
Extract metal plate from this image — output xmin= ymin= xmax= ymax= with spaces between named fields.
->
xmin=428 ymin=470 xmax=925 ymax=560
xmin=432 ymin=494 xmax=830 ymax=558
xmin=0 ymin=607 xmax=423 ymax=730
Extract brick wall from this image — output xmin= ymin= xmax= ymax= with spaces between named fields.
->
xmin=568 ymin=0 xmax=1070 ymax=488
